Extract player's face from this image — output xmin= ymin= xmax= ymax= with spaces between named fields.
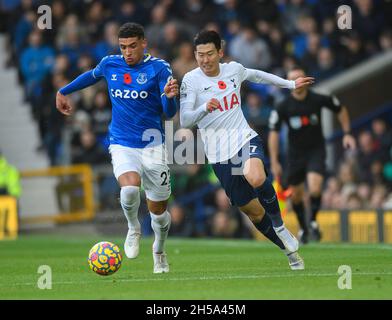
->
xmin=195 ymin=43 xmax=223 ymax=77
xmin=119 ymin=37 xmax=147 ymax=65
xmin=288 ymin=69 xmax=306 ymax=94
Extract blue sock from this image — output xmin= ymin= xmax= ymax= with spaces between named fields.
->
xmin=254 ymin=180 xmax=284 ymax=228
xmin=253 ymin=214 xmax=285 ymax=250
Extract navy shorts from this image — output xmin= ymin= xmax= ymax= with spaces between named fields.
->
xmin=211 ymin=136 xmax=266 ymax=207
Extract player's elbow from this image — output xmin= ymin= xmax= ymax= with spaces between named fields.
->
xmin=180 ymin=114 xmax=193 ymax=128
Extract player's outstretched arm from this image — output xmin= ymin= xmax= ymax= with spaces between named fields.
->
xmin=56 ymin=70 xmax=101 ymax=116
xmin=294 ymin=76 xmax=315 ymax=89
xmin=56 ymin=91 xmax=74 ymax=116
xmin=244 ymin=68 xmax=314 ymax=90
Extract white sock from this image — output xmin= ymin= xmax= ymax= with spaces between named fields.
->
xmin=120 ymin=186 xmax=141 ymax=233
xmin=150 ymin=211 xmax=171 ymax=253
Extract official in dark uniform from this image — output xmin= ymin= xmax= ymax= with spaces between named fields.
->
xmin=268 ymin=67 xmax=356 ymax=243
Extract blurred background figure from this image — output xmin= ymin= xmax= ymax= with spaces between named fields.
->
xmin=207 ymin=189 xmax=252 ymax=239
xmin=0 ymin=151 xmax=21 ymax=199
xmin=168 ymin=203 xmax=193 ymax=237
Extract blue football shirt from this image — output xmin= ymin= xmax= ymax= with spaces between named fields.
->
xmin=92 ymin=54 xmax=176 ymax=148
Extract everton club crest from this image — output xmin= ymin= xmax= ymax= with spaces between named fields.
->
xmin=136 ymin=73 xmax=148 ymax=85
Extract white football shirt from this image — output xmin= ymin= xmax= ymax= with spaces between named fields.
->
xmin=180 ymin=61 xmax=295 ymax=163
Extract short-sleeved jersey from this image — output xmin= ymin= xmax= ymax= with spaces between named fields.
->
xmin=268 ymin=90 xmax=342 ymax=153
xmin=181 ymin=62 xmax=258 ymax=163
xmin=93 ymin=54 xmax=173 ymax=148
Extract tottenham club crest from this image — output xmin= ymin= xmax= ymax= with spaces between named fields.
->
xmin=136 ymin=73 xmax=148 ymax=84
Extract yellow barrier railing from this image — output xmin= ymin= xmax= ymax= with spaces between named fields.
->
xmin=253 ymin=210 xmax=390 ymax=243
xmin=20 ymin=164 xmax=94 ymax=224
xmin=0 ymin=196 xmax=18 ymax=240
xmin=282 ymin=211 xmax=341 ymax=242
xmin=349 ymin=211 xmax=378 ymax=243
xmin=282 ymin=211 xmax=300 ymax=237
xmin=316 ymin=211 xmax=341 ymax=242
xmin=384 ymin=212 xmax=392 ymax=244
xmin=252 ymin=211 xmax=342 ymax=242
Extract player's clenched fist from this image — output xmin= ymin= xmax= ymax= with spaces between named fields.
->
xmin=294 ymin=77 xmax=315 ymax=89
xmin=164 ymin=78 xmax=179 ymax=99
xmin=206 ymin=98 xmax=220 ymax=113
xmin=56 ymin=91 xmax=74 ymax=116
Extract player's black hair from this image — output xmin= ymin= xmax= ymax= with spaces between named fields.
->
xmin=193 ymin=30 xmax=222 ymax=51
xmin=118 ymin=22 xmax=145 ymax=39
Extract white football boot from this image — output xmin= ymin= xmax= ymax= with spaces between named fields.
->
xmin=153 ymin=252 xmax=169 ymax=274
xmin=286 ymin=250 xmax=305 ymax=270
xmin=274 ymin=225 xmax=299 ymax=253
xmin=124 ymin=229 xmax=141 ymax=259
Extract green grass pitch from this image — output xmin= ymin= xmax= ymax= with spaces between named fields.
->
xmin=0 ymin=235 xmax=391 ymax=299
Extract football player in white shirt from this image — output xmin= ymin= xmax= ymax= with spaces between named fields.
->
xmin=180 ymin=30 xmax=314 ymax=270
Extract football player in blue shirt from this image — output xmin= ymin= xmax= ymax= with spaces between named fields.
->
xmin=56 ymin=23 xmax=178 ymax=274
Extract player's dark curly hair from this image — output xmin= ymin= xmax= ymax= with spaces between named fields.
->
xmin=193 ymin=30 xmax=222 ymax=50
xmin=118 ymin=22 xmax=144 ymax=39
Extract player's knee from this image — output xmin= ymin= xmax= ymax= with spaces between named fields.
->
xmin=150 ymin=206 xmax=166 ymax=215
xmin=247 ymin=172 xmax=267 ymax=188
xmin=149 ymin=202 xmax=167 ymax=215
xmin=120 ymin=186 xmax=140 ymax=204
xmin=248 ymin=211 xmax=264 ymax=223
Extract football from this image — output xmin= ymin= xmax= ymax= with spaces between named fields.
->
xmin=88 ymin=241 xmax=122 ymax=276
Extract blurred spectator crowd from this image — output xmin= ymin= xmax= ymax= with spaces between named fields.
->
xmin=322 ymin=118 xmax=392 ymax=211
xmin=1 ymin=0 xmax=392 ymax=238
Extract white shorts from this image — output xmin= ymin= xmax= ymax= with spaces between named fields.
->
xmin=109 ymin=144 xmax=171 ymax=202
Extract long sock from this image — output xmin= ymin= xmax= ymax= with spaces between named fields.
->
xmin=120 ymin=186 xmax=141 ymax=233
xmin=310 ymin=195 xmax=321 ymax=222
xmin=150 ymin=211 xmax=171 ymax=253
xmin=253 ymin=214 xmax=285 ymax=250
xmin=254 ymin=180 xmax=284 ymax=228
xmin=292 ymin=201 xmax=308 ymax=233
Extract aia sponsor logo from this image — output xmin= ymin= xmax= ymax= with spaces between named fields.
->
xmin=216 ymin=93 xmax=240 ymax=112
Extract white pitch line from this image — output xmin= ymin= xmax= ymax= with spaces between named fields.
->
xmin=167 ymin=240 xmax=392 ymax=250
xmin=4 ymin=272 xmax=392 ymax=288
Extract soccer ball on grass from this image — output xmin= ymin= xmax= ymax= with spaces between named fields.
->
xmin=88 ymin=241 xmax=122 ymax=276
